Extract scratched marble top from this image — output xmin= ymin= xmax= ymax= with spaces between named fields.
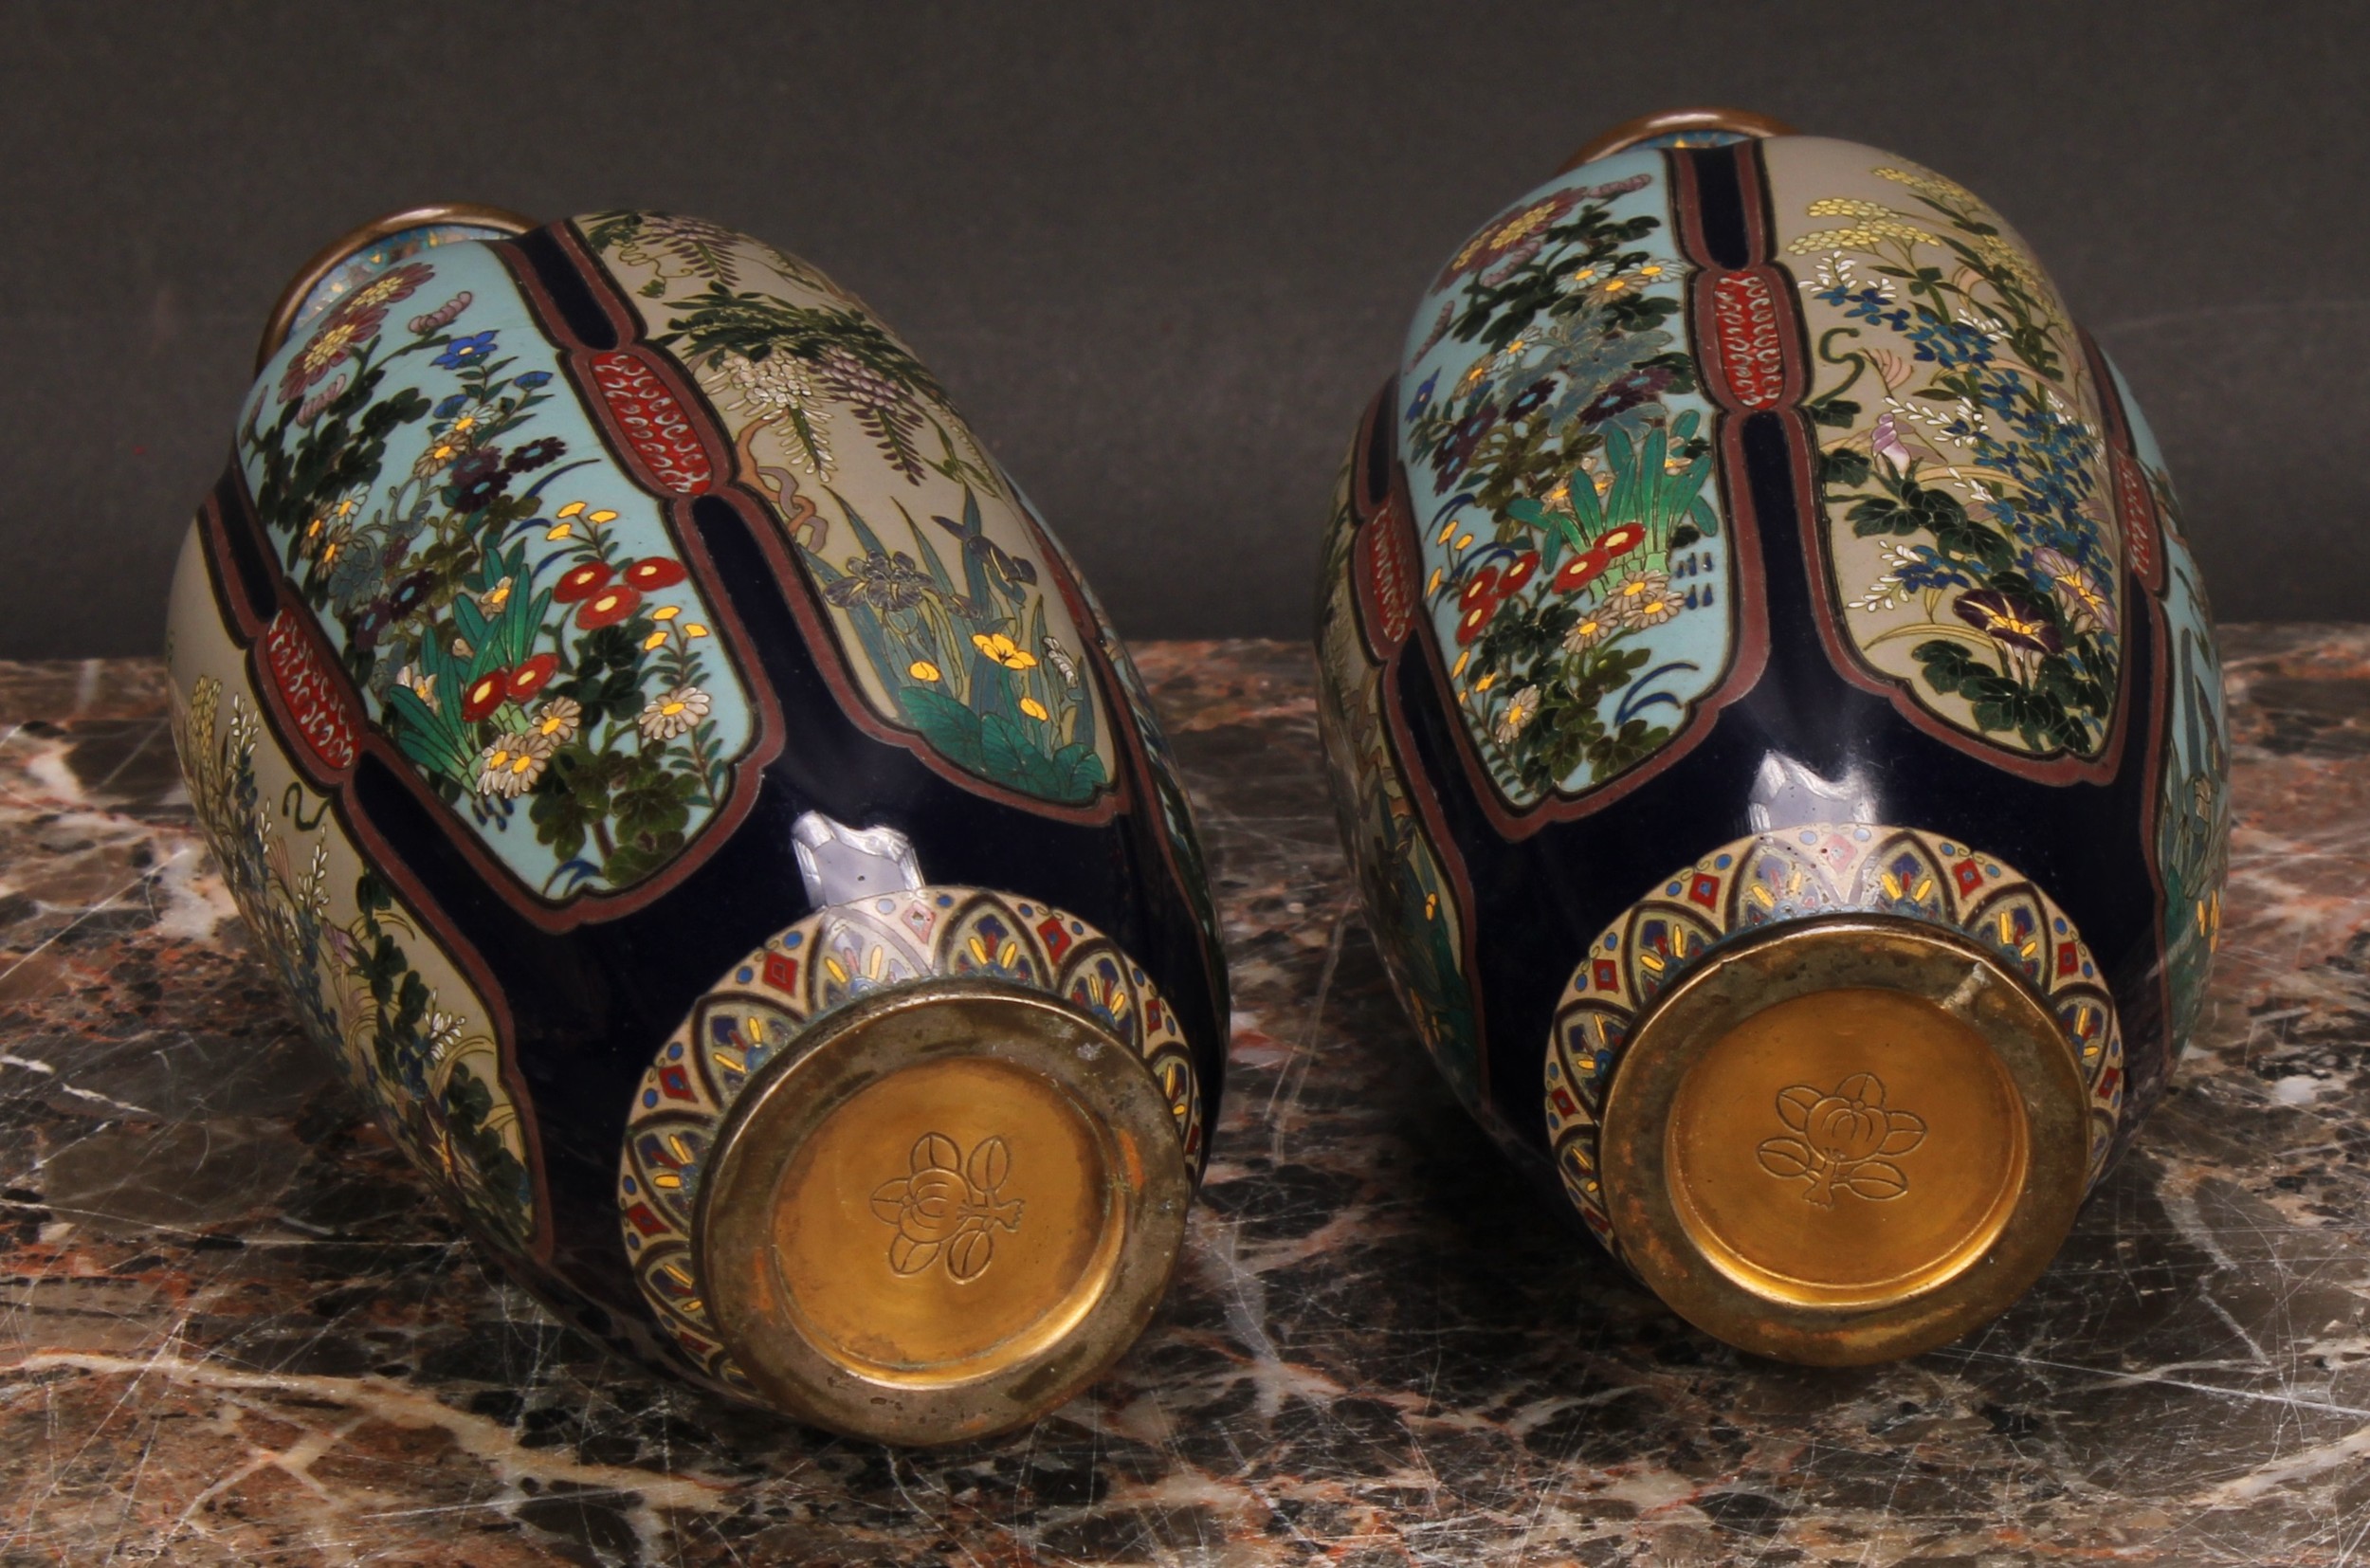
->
xmin=2 ymin=630 xmax=2364 ymax=1566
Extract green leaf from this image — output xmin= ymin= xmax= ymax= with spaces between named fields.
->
xmin=1821 ymin=447 xmax=1873 ymax=489
xmin=980 ymin=711 xmax=1055 ymax=793
xmin=1047 ymin=742 xmax=1107 ymax=801
xmin=900 ymin=686 xmax=987 ymax=772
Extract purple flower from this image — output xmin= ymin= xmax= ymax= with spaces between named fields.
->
xmin=1953 ymin=590 xmax=2062 ymax=654
xmin=504 ymin=435 xmax=566 ymax=473
xmin=389 ymin=571 xmax=435 ymax=618
xmin=1578 ymin=366 xmax=1672 ymax=428
xmin=451 ymin=451 xmax=512 ymax=511
xmin=1505 ymin=378 xmax=1556 ymax=421
xmin=1433 ymin=405 xmax=1499 ymax=483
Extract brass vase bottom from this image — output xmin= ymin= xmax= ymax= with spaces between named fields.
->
xmin=697 ymin=980 xmax=1192 ymax=1444
xmin=1597 ymin=916 xmax=2088 ymax=1365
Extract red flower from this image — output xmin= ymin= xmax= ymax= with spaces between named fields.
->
xmin=1454 ymin=568 xmax=1504 ymax=645
xmin=276 ymin=262 xmax=435 ymax=405
xmin=1596 ymin=524 xmax=1645 ymax=558
xmin=279 ymin=305 xmax=387 ymax=405
xmin=1498 ymin=551 xmax=1540 ymax=595
xmin=462 ymin=671 xmax=507 ymax=722
xmin=1457 ymin=568 xmax=1502 ymax=616
xmin=1553 ymin=548 xmax=1612 ymax=593
xmin=554 ymin=561 xmax=613 ymax=603
xmin=505 ymin=653 xmax=558 ymax=702
xmin=576 ymin=584 xmax=643 ymax=629
xmin=1431 ymin=173 xmax=1653 ymax=289
xmin=624 ymin=557 xmax=687 ymax=592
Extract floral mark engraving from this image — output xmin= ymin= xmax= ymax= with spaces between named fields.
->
xmin=869 ymin=1133 xmax=1022 ymax=1281
xmin=1756 ymin=1073 xmax=1926 ymax=1206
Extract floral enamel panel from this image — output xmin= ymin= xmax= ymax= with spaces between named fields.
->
xmin=615 ymin=886 xmax=1203 ymax=1390
xmin=240 ymin=242 xmax=762 ymax=903
xmin=1321 ymin=117 xmax=2230 ymax=1365
xmin=2102 ymin=355 xmax=2230 ymax=1049
xmin=1771 ymin=138 xmax=2127 ymax=771
xmin=1542 ymin=824 xmax=2126 ymax=1249
xmin=1315 ymin=450 xmax=1486 ymax=1121
xmin=1396 ymin=151 xmax=1745 ymax=815
xmin=575 ymin=214 xmax=1121 ymax=811
xmin=168 ymin=532 xmax=542 ymax=1252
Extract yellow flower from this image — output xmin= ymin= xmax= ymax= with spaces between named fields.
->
xmin=909 ymin=659 xmax=942 ymax=682
xmin=684 ymin=624 xmax=708 ymax=638
xmin=556 ymin=501 xmax=586 ymax=519
xmin=1019 ymin=697 xmax=1048 ymax=720
xmin=545 ymin=521 xmax=574 ymax=540
xmin=652 ymin=605 xmax=679 ymax=620
xmin=589 ymin=509 xmax=618 ymax=525
xmin=971 ymin=632 xmax=1038 ymax=669
xmin=1453 ymin=532 xmax=1474 ymax=550
xmin=643 ymin=630 xmax=668 ymax=650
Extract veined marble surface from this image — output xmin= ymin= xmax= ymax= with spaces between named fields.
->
xmin=0 ymin=632 xmax=2362 ymax=1566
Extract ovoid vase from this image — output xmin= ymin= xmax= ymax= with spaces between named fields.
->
xmin=166 ymin=206 xmax=1227 ymax=1441
xmin=1314 ymin=109 xmax=2229 ymax=1361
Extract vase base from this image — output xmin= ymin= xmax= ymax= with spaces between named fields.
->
xmin=696 ymin=979 xmax=1191 ymax=1443
xmin=1598 ymin=916 xmax=2087 ymax=1365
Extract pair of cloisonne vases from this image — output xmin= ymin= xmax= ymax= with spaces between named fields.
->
xmin=167 ymin=109 xmax=2227 ymax=1444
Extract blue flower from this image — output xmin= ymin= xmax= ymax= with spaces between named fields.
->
xmin=1405 ymin=370 xmax=1438 ymax=423
xmin=515 ymin=370 xmax=551 ymax=390
xmin=433 ymin=392 xmax=468 ymax=418
xmin=433 ymin=331 xmax=498 ymax=370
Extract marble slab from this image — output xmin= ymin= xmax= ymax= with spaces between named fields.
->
xmin=0 ymin=632 xmax=2362 ymax=1566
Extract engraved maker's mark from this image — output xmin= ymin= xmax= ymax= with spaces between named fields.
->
xmin=870 ymin=1133 xmax=1023 ymax=1280
xmin=1756 ymin=1073 xmax=1926 ymax=1206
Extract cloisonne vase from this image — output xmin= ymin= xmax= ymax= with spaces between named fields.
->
xmin=164 ymin=206 xmax=1227 ymax=1442
xmin=1316 ymin=109 xmax=2230 ymax=1362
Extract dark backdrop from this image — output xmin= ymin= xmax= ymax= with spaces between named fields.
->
xmin=4 ymin=2 xmax=2361 ymax=655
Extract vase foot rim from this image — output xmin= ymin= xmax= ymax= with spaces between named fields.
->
xmin=696 ymin=977 xmax=1190 ymax=1444
xmin=1598 ymin=914 xmax=2087 ymax=1366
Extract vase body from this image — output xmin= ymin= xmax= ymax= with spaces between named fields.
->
xmin=1315 ymin=117 xmax=2228 ymax=1361
xmin=166 ymin=209 xmax=1226 ymax=1442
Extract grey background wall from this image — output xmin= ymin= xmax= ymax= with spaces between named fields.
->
xmin=2 ymin=1 xmax=2361 ymax=656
